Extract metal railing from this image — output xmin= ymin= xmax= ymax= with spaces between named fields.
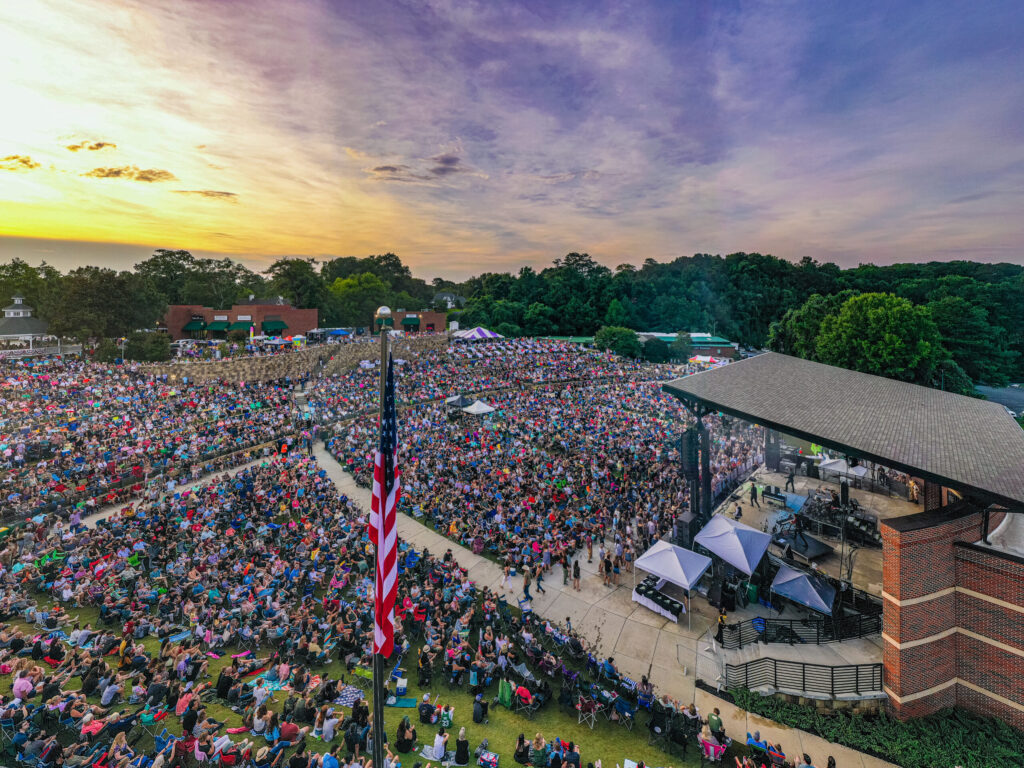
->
xmin=721 ymin=612 xmax=882 ymax=649
xmin=725 ymin=658 xmax=883 ymax=697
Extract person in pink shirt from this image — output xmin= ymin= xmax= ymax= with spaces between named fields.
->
xmin=12 ymin=672 xmax=34 ymax=702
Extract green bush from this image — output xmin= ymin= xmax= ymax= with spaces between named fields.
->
xmin=123 ymin=331 xmax=171 ymax=361
xmin=730 ymin=688 xmax=1024 ymax=768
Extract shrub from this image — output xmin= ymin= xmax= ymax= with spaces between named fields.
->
xmin=729 ymin=688 xmax=1024 ymax=768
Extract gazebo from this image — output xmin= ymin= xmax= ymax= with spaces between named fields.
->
xmin=0 ymin=295 xmax=51 ymax=350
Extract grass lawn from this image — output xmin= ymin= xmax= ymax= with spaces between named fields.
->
xmin=6 ymin=601 xmax=716 ymax=768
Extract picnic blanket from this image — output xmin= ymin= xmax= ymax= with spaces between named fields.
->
xmin=334 ymin=685 xmax=363 ymax=708
xmin=386 ymin=696 xmax=417 ymax=708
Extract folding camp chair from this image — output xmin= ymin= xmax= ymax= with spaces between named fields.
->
xmin=699 ymin=738 xmax=726 ymax=764
xmin=513 ymin=691 xmax=539 ymax=720
xmin=647 ymin=704 xmax=672 ymax=748
xmin=614 ymin=697 xmax=636 ymax=730
xmin=576 ymin=695 xmax=599 ymax=729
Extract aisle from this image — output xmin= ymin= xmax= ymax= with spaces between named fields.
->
xmin=312 ymin=443 xmax=709 ymax=703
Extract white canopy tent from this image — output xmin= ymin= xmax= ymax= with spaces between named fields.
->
xmin=818 ymin=458 xmax=869 ymax=477
xmin=771 ymin=564 xmax=836 ymax=615
xmin=694 ymin=515 xmax=771 ymax=576
xmin=633 ymin=540 xmax=712 ymax=628
xmin=461 ymin=399 xmax=495 ymax=415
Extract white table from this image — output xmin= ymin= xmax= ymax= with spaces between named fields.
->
xmin=632 ymin=578 xmax=686 ymax=623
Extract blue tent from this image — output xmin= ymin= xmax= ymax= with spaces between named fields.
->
xmin=328 ymin=329 xmax=351 ymax=336
xmin=771 ymin=564 xmax=836 ymax=615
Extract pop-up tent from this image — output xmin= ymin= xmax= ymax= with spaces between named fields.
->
xmin=456 ymin=326 xmax=504 ymax=340
xmin=633 ymin=540 xmax=713 ymax=628
xmin=634 ymin=540 xmax=712 ymax=591
xmin=819 ymin=458 xmax=868 ymax=477
xmin=694 ymin=515 xmax=771 ymax=575
xmin=327 ymin=328 xmax=351 ymax=336
xmin=444 ymin=394 xmax=474 ymax=408
xmin=770 ymin=564 xmax=836 ymax=615
xmin=462 ymin=399 xmax=495 ymax=415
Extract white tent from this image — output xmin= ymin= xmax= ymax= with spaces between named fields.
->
xmin=634 ymin=540 xmax=712 ymax=591
xmin=633 ymin=540 xmax=712 ymax=628
xmin=771 ymin=564 xmax=836 ymax=615
xmin=456 ymin=326 xmax=504 ymax=341
xmin=694 ymin=515 xmax=771 ymax=576
xmin=461 ymin=399 xmax=495 ymax=415
xmin=819 ymin=458 xmax=868 ymax=477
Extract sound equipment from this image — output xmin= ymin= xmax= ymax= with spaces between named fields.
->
xmin=681 ymin=429 xmax=699 ymax=476
xmin=840 ymin=481 xmax=849 ymax=506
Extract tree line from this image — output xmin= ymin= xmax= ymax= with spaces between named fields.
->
xmin=1 ymin=249 xmax=1020 ymax=392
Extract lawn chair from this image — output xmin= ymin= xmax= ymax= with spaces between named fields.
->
xmin=699 ymin=738 xmax=726 ymax=764
xmin=614 ymin=697 xmax=636 ymax=730
xmin=647 ymin=704 xmax=672 ymax=748
xmin=575 ymin=696 xmax=598 ymax=729
xmin=513 ymin=691 xmax=539 ymax=720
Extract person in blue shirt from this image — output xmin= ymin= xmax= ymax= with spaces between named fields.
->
xmin=321 ymin=744 xmax=341 ymax=768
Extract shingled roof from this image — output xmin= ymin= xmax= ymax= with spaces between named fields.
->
xmin=662 ymin=352 xmax=1024 ymax=508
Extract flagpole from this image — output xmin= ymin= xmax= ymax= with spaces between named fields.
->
xmin=371 ymin=311 xmax=389 ymax=768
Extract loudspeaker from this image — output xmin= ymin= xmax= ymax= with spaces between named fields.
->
xmin=681 ymin=429 xmax=699 ymax=476
xmin=840 ymin=481 xmax=850 ymax=506
xmin=765 ymin=430 xmax=781 ymax=471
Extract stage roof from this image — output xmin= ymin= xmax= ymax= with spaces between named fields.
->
xmin=662 ymin=352 xmax=1024 ymax=508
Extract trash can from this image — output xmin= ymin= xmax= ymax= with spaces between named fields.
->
xmin=747 ymin=582 xmax=758 ymax=605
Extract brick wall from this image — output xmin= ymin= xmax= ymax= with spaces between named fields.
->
xmin=164 ymin=303 xmax=319 ymax=339
xmin=883 ymin=505 xmax=1022 ymax=727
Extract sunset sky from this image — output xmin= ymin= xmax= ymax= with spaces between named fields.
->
xmin=1 ymin=0 xmax=1022 ymax=279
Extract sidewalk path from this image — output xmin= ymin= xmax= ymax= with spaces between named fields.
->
xmin=315 ymin=444 xmax=897 ymax=768
xmin=313 ymin=443 xmax=714 ymax=701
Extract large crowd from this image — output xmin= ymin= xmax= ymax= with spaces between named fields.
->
xmin=0 ymin=339 xmax=795 ymax=768
xmin=0 ymin=359 xmax=298 ymax=521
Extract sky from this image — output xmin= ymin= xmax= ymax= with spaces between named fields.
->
xmin=1 ymin=0 xmax=1023 ymax=280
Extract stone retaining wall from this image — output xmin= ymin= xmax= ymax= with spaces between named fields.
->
xmin=145 ymin=335 xmax=448 ymax=383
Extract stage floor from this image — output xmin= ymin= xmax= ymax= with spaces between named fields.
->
xmin=717 ymin=467 xmax=924 ymax=596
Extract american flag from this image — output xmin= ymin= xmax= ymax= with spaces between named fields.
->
xmin=369 ymin=351 xmax=400 ymax=657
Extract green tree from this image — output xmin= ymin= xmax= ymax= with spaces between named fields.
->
xmin=522 ymin=302 xmax=557 ymax=337
xmin=643 ymin=337 xmax=670 ymax=362
xmin=604 ymin=298 xmax=629 ymax=327
xmin=124 ymin=331 xmax=171 ymax=361
xmin=926 ymin=296 xmax=1017 ymax=386
xmin=134 ymin=249 xmax=197 ymax=305
xmin=327 ymin=273 xmax=390 ymax=326
xmin=670 ymin=332 xmax=693 ymax=361
xmin=594 ymin=326 xmax=641 ymax=358
xmin=494 ymin=322 xmax=522 ymax=338
xmin=265 ymin=258 xmax=326 ymax=309
xmin=767 ymin=291 xmax=857 ymax=358
xmin=815 ymin=293 xmax=945 ymax=384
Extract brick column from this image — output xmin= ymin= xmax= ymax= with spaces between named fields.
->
xmin=881 ymin=505 xmax=987 ymax=719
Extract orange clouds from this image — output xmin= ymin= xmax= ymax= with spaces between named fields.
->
xmin=0 ymin=155 xmax=41 ymax=171
xmin=83 ymin=166 xmax=177 ymax=182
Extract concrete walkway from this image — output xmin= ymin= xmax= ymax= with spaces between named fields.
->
xmin=314 ymin=444 xmax=727 ymax=700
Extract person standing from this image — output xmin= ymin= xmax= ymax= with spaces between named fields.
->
xmin=522 ymin=567 xmax=532 ymax=601
xmin=749 ymin=484 xmax=760 ymax=507
xmin=785 ymin=468 xmax=795 ymax=492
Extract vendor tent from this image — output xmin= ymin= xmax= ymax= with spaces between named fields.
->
xmin=694 ymin=515 xmax=771 ymax=575
xmin=462 ymin=399 xmax=495 ymax=415
xmin=633 ymin=540 xmax=712 ymax=629
xmin=771 ymin=564 xmax=836 ymax=615
xmin=328 ymin=328 xmax=351 ymax=336
xmin=457 ymin=326 xmax=504 ymax=340
xmin=444 ymin=394 xmax=474 ymax=407
xmin=634 ymin=540 xmax=712 ymax=591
